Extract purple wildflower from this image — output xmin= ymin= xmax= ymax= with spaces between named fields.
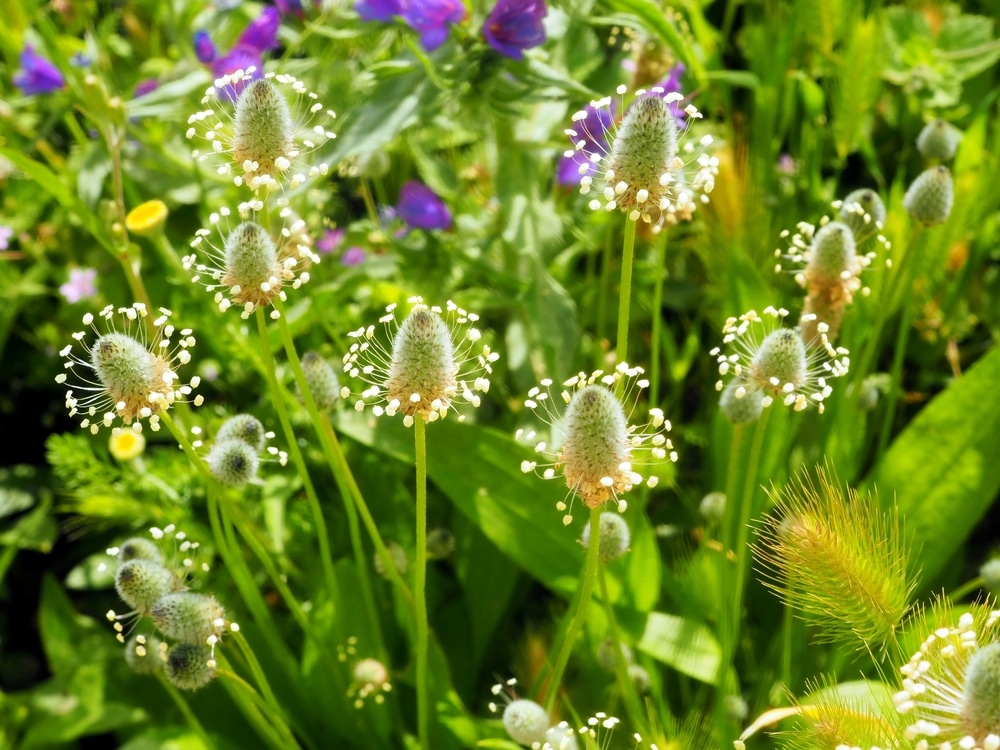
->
xmin=211 ymin=45 xmax=264 ymax=101
xmin=13 ymin=45 xmax=65 ymax=96
xmin=557 ymin=102 xmax=614 ymax=186
xmin=134 ymin=78 xmax=159 ymax=98
xmin=644 ymin=63 xmax=687 ymax=125
xmin=341 ymin=246 xmax=366 ymax=266
xmin=194 ymin=30 xmax=217 ymax=63
xmin=237 ymin=6 xmax=281 ymax=53
xmin=402 ymin=0 xmax=466 ymax=51
xmin=0 ymin=226 xmax=13 ymax=251
xmin=397 ymin=181 xmax=452 ymax=230
xmin=275 ymin=0 xmax=306 ymax=16
xmin=317 ymin=228 xmax=345 ymax=254
xmin=59 ymin=268 xmax=98 ymax=304
xmin=484 ymin=0 xmax=546 ymax=61
xmin=356 ymin=0 xmax=403 ymax=22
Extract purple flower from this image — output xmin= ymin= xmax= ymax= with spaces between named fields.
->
xmin=0 ymin=226 xmax=13 ymax=251
xmin=341 ymin=246 xmax=366 ymax=266
xmin=557 ymin=102 xmax=614 ymax=186
xmin=317 ymin=228 xmax=345 ymax=254
xmin=402 ymin=0 xmax=466 ymax=51
xmin=211 ymin=45 xmax=264 ymax=101
xmin=13 ymin=45 xmax=65 ymax=96
xmin=134 ymin=78 xmax=159 ymax=98
xmin=356 ymin=0 xmax=403 ymax=22
xmin=484 ymin=0 xmax=546 ymax=61
xmin=397 ymin=181 xmax=452 ymax=230
xmin=194 ymin=30 xmax=217 ymax=63
xmin=275 ymin=0 xmax=306 ymax=16
xmin=644 ymin=63 xmax=687 ymax=125
xmin=237 ymin=6 xmax=281 ymax=53
xmin=59 ymin=268 xmax=98 ymax=304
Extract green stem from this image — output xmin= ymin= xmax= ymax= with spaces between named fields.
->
xmin=231 ymin=630 xmax=288 ymax=737
xmin=596 ymin=566 xmax=647 ymax=735
xmin=217 ymin=663 xmax=300 ymax=750
xmin=649 ymin=231 xmax=668 ymax=405
xmin=874 ymin=286 xmax=915 ymax=461
xmin=0 ymin=545 xmax=17 ymax=588
xmin=155 ymin=672 xmax=215 ymax=747
xmin=544 ymin=506 xmax=602 ymax=712
xmin=950 ymin=576 xmax=986 ymax=603
xmin=414 ymin=417 xmax=430 ymax=750
xmin=615 ymin=218 xmax=638 ymax=366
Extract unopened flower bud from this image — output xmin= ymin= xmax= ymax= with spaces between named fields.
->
xmin=839 ymin=188 xmax=886 ymax=239
xmin=233 ymin=78 xmax=294 ymax=188
xmin=216 ymin=413 xmax=266 ymax=452
xmin=961 ymin=642 xmax=1000 ymax=738
xmin=503 ymin=699 xmax=550 ymax=746
xmin=903 ymin=166 xmax=953 ymax=226
xmin=581 ymin=512 xmax=631 ymax=562
xmin=386 ymin=308 xmax=457 ymax=423
xmin=300 ymin=351 xmax=340 ymax=411
xmin=207 ymin=437 xmax=260 ymax=487
xmin=561 ymin=385 xmax=631 ymax=509
xmin=719 ymin=378 xmax=764 ymax=424
xmin=164 ymin=642 xmax=216 ymax=691
xmin=150 ymin=592 xmax=226 ymax=644
xmin=426 ymin=527 xmax=456 ymax=560
xmin=124 ymin=634 xmax=163 ymax=674
xmin=117 ymin=537 xmax=163 ymax=565
xmin=596 ymin=637 xmax=633 ymax=671
xmin=699 ymin=491 xmax=726 ymax=525
xmin=115 ymin=560 xmax=179 ymax=614
xmin=981 ymin=559 xmax=1000 ymax=594
xmin=916 ymin=119 xmax=962 ymax=161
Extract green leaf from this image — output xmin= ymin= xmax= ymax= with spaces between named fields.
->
xmin=637 ymin=611 xmax=721 ymax=684
xmin=867 ymin=344 xmax=1000 ymax=584
xmin=38 ymin=574 xmax=116 ymax=678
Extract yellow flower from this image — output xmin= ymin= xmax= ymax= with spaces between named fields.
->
xmin=126 ymin=200 xmax=168 ymax=237
xmin=109 ymin=430 xmax=146 ymax=460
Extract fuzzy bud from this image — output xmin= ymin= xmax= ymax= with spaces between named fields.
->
xmin=981 ymin=559 xmax=1000 ymax=594
xmin=699 ymin=491 xmax=727 ymax=525
xmin=903 ymin=166 xmax=953 ymax=226
xmin=300 ymin=351 xmax=340 ymax=411
xmin=751 ymin=328 xmax=807 ymax=393
xmin=124 ymin=634 xmax=163 ymax=675
xmin=961 ymin=642 xmax=1000 ymax=738
xmin=215 ymin=413 xmax=266 ymax=452
xmin=628 ymin=663 xmax=651 ymax=694
xmin=605 ymin=95 xmax=678 ymax=220
xmin=719 ymin=378 xmax=764 ymax=424
xmin=425 ymin=527 xmax=456 ymax=560
xmin=916 ymin=119 xmax=962 ymax=161
xmin=222 ymin=222 xmax=284 ymax=309
xmin=207 ymin=437 xmax=260 ymax=487
xmin=115 ymin=560 xmax=180 ymax=614
xmin=374 ymin=542 xmax=408 ymax=580
xmin=596 ymin=637 xmax=633 ymax=671
xmin=839 ymin=188 xmax=886 ymax=238
xmin=806 ymin=222 xmax=856 ymax=286
xmin=232 ymin=78 xmax=294 ymax=186
xmin=91 ymin=332 xmax=175 ymax=424
xmin=164 ymin=642 xmax=216 ymax=691
xmin=150 ymin=592 xmax=226 ymax=644
xmin=117 ymin=537 xmax=163 ymax=565
xmin=502 ymin=699 xmax=550 ymax=746
xmin=581 ymin=512 xmax=631 ymax=562
xmin=560 ymin=385 xmax=631 ymax=509
xmin=386 ymin=308 xmax=457 ymax=422
xmin=545 ymin=723 xmax=579 ymax=750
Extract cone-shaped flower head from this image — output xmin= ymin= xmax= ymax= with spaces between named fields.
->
xmin=186 ymin=201 xmax=318 ymax=319
xmin=719 ymin=376 xmax=765 ymax=424
xmin=115 ymin=560 xmax=181 ymax=615
xmin=56 ymin=304 xmax=202 ymax=434
xmin=837 ymin=188 xmax=887 ymax=240
xmin=903 ymin=165 xmax=954 ymax=226
xmin=187 ymin=69 xmax=336 ymax=192
xmin=124 ymin=633 xmax=164 ymax=674
xmin=517 ymin=363 xmax=675 ymax=524
xmin=893 ymin=601 xmax=1000 ymax=748
xmin=566 ymin=84 xmax=717 ymax=226
xmin=581 ymin=512 xmax=631 ymax=562
xmin=151 ymin=592 xmax=227 ymax=644
xmin=216 ymin=413 xmax=267 ymax=452
xmin=503 ymin=699 xmax=550 ymax=746
xmin=300 ymin=351 xmax=340 ymax=410
xmin=207 ymin=437 xmax=260 ymax=486
xmin=916 ymin=118 xmax=962 ymax=161
xmin=711 ymin=306 xmax=850 ymax=413
xmin=164 ymin=642 xmax=217 ymax=691
xmin=341 ymin=297 xmax=498 ymax=427
xmin=116 ymin=537 xmax=164 ymax=565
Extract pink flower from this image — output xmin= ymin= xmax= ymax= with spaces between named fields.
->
xmin=59 ymin=268 xmax=98 ymax=304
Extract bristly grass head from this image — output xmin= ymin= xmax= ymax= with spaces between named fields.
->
xmin=516 ymin=363 xmax=675 ymax=525
xmin=753 ymin=464 xmax=917 ymax=655
xmin=340 ymin=297 xmax=498 ymax=427
xmin=56 ymin=304 xmax=203 ymax=434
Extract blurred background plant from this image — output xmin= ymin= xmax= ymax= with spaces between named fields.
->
xmin=3 ymin=0 xmax=1000 ymax=748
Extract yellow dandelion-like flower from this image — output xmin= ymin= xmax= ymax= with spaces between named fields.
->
xmin=125 ymin=200 xmax=168 ymax=237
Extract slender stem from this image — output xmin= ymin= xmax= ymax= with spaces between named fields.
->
xmin=0 ymin=545 xmax=17 ymax=588
xmin=615 ymin=218 xmax=638 ymax=366
xmin=159 ymin=411 xmax=213 ymax=484
xmin=950 ymin=576 xmax=985 ymax=603
xmin=733 ymin=410 xmax=770 ymax=612
xmin=544 ymin=506 xmax=602 ymax=712
xmin=875 ymin=287 xmax=915 ymax=461
xmin=413 ymin=417 xmax=430 ymax=750
xmin=217 ymin=664 xmax=300 ymax=750
xmin=649 ymin=231 xmax=668 ymax=405
xmin=597 ymin=565 xmax=647 ymax=735
xmin=155 ymin=672 xmax=214 ymax=747
xmin=231 ymin=630 xmax=287 ymax=736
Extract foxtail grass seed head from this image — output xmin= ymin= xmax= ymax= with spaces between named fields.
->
xmin=187 ymin=69 xmax=336 ymax=192
xmin=836 ymin=188 xmax=887 ymax=240
xmin=342 ymin=297 xmax=498 ymax=427
xmin=916 ymin=118 xmax=962 ymax=161
xmin=580 ymin=512 xmax=631 ymax=562
xmin=567 ymin=85 xmax=717 ymax=227
xmin=893 ymin=601 xmax=1000 ymax=748
xmin=503 ymin=699 xmax=551 ymax=746
xmin=215 ymin=413 xmax=267 ymax=452
xmin=711 ymin=307 xmax=850 ymax=413
xmin=150 ymin=592 xmax=227 ymax=644
xmin=207 ymin=437 xmax=260 ymax=487
xmin=517 ymin=363 xmax=675 ymax=524
xmin=719 ymin=377 xmax=765 ymax=424
xmin=349 ymin=658 xmax=392 ymax=708
xmin=56 ymin=304 xmax=203 ymax=434
xmin=903 ymin=165 xmax=954 ymax=225
xmin=186 ymin=202 xmax=318 ymax=319
xmin=164 ymin=642 xmax=217 ymax=691
xmin=300 ymin=351 xmax=340 ymax=410
xmin=115 ymin=560 xmax=181 ymax=615
xmin=754 ymin=466 xmax=915 ymax=653
xmin=124 ymin=634 xmax=163 ymax=674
